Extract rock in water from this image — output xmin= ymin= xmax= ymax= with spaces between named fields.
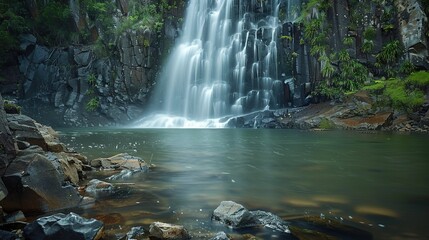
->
xmin=149 ymin=222 xmax=191 ymax=240
xmin=23 ymin=212 xmax=104 ymax=240
xmin=212 ymin=201 xmax=258 ymax=228
xmin=85 ymin=179 xmax=114 ymax=193
xmin=126 ymin=226 xmax=145 ymax=239
xmin=91 ymin=153 xmax=148 ymax=171
xmin=250 ymin=210 xmax=290 ymax=233
xmin=209 ymin=232 xmax=230 ymax=240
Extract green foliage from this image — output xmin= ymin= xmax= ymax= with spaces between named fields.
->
xmin=86 ymin=97 xmax=100 ymax=111
xmin=320 ymin=54 xmax=335 ymax=78
xmin=36 ymin=1 xmax=74 ymax=45
xmin=117 ymin=0 xmax=183 ymax=35
xmin=399 ymin=60 xmax=415 ymax=75
xmin=363 ymin=26 xmax=376 ymax=40
xmin=0 ymin=2 xmax=29 ymax=65
xmin=406 ymin=71 xmax=429 ymax=88
xmin=3 ymin=101 xmax=21 ymax=114
xmin=375 ymin=40 xmax=403 ymax=77
xmin=377 ymin=41 xmax=402 ymax=64
xmin=362 ymin=80 xmax=385 ymax=92
xmin=361 ymin=40 xmax=374 ymax=54
xmin=88 ymin=73 xmax=97 ymax=86
xmin=319 ymin=118 xmax=335 ymax=129
xmin=364 ymin=75 xmax=427 ymax=112
xmin=280 ymin=35 xmax=293 ymax=41
xmin=384 ymin=80 xmax=424 ymax=112
xmin=343 ymin=36 xmax=354 ymax=46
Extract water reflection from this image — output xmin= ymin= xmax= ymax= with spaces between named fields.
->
xmin=60 ymin=129 xmax=429 ymax=239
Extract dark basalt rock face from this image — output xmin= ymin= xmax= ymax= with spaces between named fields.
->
xmin=0 ymin=152 xmax=83 ymax=214
xmin=23 ymin=212 xmax=104 ymax=240
xmin=0 ymin=94 xmax=88 ymax=215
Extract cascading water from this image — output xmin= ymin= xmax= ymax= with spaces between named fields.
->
xmin=136 ymin=0 xmax=300 ymax=128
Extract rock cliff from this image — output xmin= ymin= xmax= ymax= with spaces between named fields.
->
xmin=0 ymin=0 xmax=428 ymax=126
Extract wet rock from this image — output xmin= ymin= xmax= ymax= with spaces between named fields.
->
xmin=29 ymin=45 xmax=49 ymax=64
xmin=7 ymin=114 xmax=66 ymax=152
xmin=0 ymin=152 xmax=82 ymax=214
xmin=74 ymin=50 xmax=91 ymax=66
xmin=126 ymin=226 xmax=145 ymax=239
xmin=91 ymin=153 xmax=148 ymax=171
xmin=213 ymin=201 xmax=291 ymax=233
xmin=5 ymin=211 xmax=26 ymax=223
xmin=149 ymin=222 xmax=190 ymax=240
xmin=0 ymin=230 xmax=17 ymax=240
xmin=212 ymin=201 xmax=258 ymax=228
xmin=107 ymin=169 xmax=143 ymax=180
xmin=209 ymin=231 xmax=230 ymax=240
xmin=0 ymin=179 xmax=7 ymax=201
xmin=85 ymin=179 xmax=114 ymax=193
xmin=250 ymin=210 xmax=289 ymax=233
xmin=23 ymin=212 xmax=104 ymax=240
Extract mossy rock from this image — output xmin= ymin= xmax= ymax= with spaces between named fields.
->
xmin=3 ymin=101 xmax=21 ymax=114
xmin=319 ymin=118 xmax=336 ymax=130
xmin=406 ymin=71 xmax=429 ymax=88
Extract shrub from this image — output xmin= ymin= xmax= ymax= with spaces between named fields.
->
xmin=86 ymin=97 xmax=99 ymax=111
xmin=4 ymin=101 xmax=21 ymax=114
xmin=384 ymin=83 xmax=424 ymax=112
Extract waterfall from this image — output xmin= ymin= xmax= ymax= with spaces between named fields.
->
xmin=136 ymin=0 xmax=299 ymax=128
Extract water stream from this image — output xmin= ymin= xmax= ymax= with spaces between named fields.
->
xmin=60 ymin=129 xmax=429 ymax=239
xmin=137 ymin=0 xmax=300 ymax=128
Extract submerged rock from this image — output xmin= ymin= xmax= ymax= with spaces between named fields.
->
xmin=85 ymin=179 xmax=114 ymax=193
xmin=212 ymin=201 xmax=258 ymax=228
xmin=250 ymin=210 xmax=289 ymax=233
xmin=23 ymin=212 xmax=104 ymax=240
xmin=209 ymin=231 xmax=230 ymax=240
xmin=91 ymin=153 xmax=148 ymax=171
xmin=107 ymin=169 xmax=144 ymax=180
xmin=212 ymin=201 xmax=289 ymax=232
xmin=149 ymin=222 xmax=191 ymax=240
xmin=126 ymin=226 xmax=145 ymax=239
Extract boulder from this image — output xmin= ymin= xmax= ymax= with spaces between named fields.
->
xmin=212 ymin=201 xmax=258 ymax=228
xmin=7 ymin=114 xmax=66 ymax=152
xmin=47 ymin=152 xmax=85 ymax=185
xmin=149 ymin=222 xmax=191 ymax=240
xmin=91 ymin=153 xmax=148 ymax=171
xmin=0 ymin=153 xmax=83 ymax=214
xmin=23 ymin=212 xmax=104 ymax=240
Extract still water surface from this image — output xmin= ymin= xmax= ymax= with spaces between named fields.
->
xmin=60 ymin=129 xmax=429 ymax=239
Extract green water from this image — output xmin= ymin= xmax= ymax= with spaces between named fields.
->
xmin=60 ymin=129 xmax=429 ymax=239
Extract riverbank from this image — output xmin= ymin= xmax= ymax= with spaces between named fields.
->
xmin=226 ymin=90 xmax=429 ymax=133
